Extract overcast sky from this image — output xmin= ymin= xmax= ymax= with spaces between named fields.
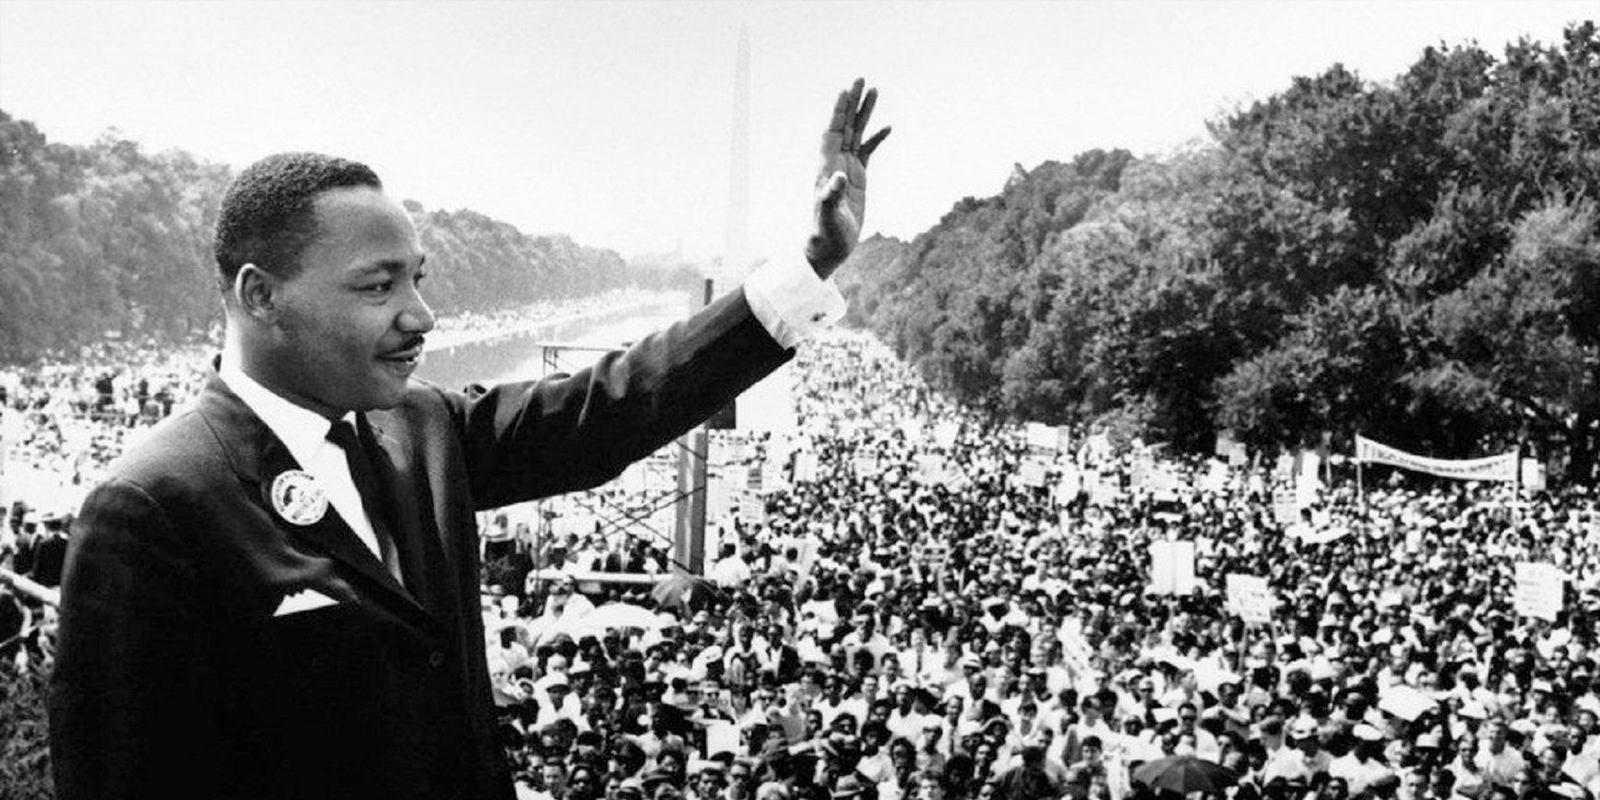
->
xmin=0 ymin=1 xmax=1589 ymax=266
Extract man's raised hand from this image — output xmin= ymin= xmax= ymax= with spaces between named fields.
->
xmin=806 ymin=78 xmax=890 ymax=281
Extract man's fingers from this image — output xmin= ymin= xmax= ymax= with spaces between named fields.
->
xmin=853 ymin=88 xmax=878 ymax=151
xmin=828 ymin=87 xmax=852 ymax=135
xmin=859 ymin=127 xmax=892 ymax=166
xmin=840 ymin=79 xmax=865 ymax=151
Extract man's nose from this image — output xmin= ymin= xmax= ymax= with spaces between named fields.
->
xmin=399 ymin=283 xmax=435 ymax=333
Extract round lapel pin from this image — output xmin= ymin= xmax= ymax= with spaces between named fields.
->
xmin=270 ymin=470 xmax=329 ymax=526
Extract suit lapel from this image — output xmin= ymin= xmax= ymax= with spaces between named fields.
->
xmin=197 ymin=375 xmax=435 ymax=628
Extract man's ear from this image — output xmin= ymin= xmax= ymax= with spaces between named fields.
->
xmin=235 ymin=264 xmax=280 ymax=320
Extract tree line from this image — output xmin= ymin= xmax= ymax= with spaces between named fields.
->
xmin=0 ymin=111 xmax=696 ymax=365
xmin=840 ymin=24 xmax=1600 ymax=477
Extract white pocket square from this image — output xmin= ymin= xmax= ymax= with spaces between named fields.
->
xmin=273 ymin=588 xmax=339 ymax=617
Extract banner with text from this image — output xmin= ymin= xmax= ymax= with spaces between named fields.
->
xmin=1354 ymin=435 xmax=1518 ymax=482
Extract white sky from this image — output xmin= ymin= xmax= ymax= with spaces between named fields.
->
xmin=0 ymin=1 xmax=1590 ymax=265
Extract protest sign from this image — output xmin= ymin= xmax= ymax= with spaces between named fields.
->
xmin=1273 ymin=486 xmax=1302 ymax=526
xmin=1521 ymin=459 xmax=1546 ymax=493
xmin=1226 ymin=573 xmax=1274 ymax=624
xmin=913 ymin=454 xmax=946 ymax=485
xmin=761 ymin=458 xmax=787 ymax=495
xmin=739 ymin=495 xmax=766 ymax=527
xmin=900 ymin=419 xmax=924 ymax=443
xmin=793 ymin=451 xmax=819 ymax=483
xmin=1089 ymin=474 xmax=1121 ymax=507
xmin=1018 ymin=457 xmax=1048 ymax=489
xmin=1056 ymin=467 xmax=1083 ymax=505
xmin=1513 ymin=562 xmax=1563 ymax=622
xmin=705 ymin=722 xmax=741 ymax=759
xmin=707 ymin=474 xmax=733 ymax=520
xmin=1215 ymin=431 xmax=1237 ymax=458
xmin=1149 ymin=540 xmax=1197 ymax=595
xmin=1026 ymin=422 xmax=1059 ymax=451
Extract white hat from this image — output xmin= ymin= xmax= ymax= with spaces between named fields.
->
xmin=1353 ymin=724 xmax=1384 ymax=742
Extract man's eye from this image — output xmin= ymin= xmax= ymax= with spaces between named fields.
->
xmin=362 ymin=281 xmax=393 ymax=294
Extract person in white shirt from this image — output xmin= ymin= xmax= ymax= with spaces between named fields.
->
xmin=1473 ymin=720 xmax=1527 ymax=789
xmin=710 ymin=543 xmax=753 ymax=590
xmin=1328 ymin=725 xmax=1395 ymax=795
xmin=1262 ymin=717 xmax=1333 ymax=784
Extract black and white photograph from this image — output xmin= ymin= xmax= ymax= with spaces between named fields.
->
xmin=0 ymin=2 xmax=1597 ymax=799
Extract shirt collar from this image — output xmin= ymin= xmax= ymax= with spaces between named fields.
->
xmin=219 ymin=349 xmax=352 ymax=467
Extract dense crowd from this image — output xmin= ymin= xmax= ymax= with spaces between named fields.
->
xmin=477 ymin=332 xmax=1600 ymax=800
xmin=3 ymin=321 xmax=1598 ymax=800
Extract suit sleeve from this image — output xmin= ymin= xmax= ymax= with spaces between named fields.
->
xmin=452 ymin=287 xmax=793 ymax=509
xmin=49 ymin=477 xmax=224 ymax=800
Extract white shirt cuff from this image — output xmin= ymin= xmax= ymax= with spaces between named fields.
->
xmin=742 ymin=259 xmax=847 ymax=349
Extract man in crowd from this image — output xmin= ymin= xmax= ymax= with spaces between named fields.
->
xmin=48 ymin=79 xmax=890 ymax=800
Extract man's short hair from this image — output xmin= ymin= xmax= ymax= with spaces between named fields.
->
xmin=213 ymin=152 xmax=383 ymax=289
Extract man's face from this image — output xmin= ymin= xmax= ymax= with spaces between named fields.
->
xmin=258 ymin=186 xmax=433 ymax=417
xmin=699 ymin=771 xmax=724 ymax=796
xmin=729 ymin=765 xmax=753 ymax=792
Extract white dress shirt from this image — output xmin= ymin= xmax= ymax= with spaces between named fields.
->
xmin=219 ymin=357 xmax=389 ymax=565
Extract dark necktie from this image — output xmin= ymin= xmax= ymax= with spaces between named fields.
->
xmin=326 ymin=417 xmax=404 ymax=586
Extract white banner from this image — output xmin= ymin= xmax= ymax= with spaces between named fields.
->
xmin=1355 ymin=435 xmax=1517 ymax=482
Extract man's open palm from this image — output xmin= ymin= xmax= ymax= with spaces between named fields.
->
xmin=808 ymin=78 xmax=890 ymax=280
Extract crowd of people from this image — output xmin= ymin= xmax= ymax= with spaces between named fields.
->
xmin=3 ymin=318 xmax=1598 ymax=800
xmin=476 ymin=330 xmax=1600 ymax=800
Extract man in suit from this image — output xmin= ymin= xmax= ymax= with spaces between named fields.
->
xmin=48 ymin=80 xmax=890 ymax=800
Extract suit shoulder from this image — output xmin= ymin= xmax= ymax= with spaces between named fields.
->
xmin=99 ymin=406 xmax=224 ymax=500
xmin=389 ymin=376 xmax=470 ymax=429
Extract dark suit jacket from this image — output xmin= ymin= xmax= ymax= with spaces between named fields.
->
xmin=49 ymin=290 xmax=792 ymax=800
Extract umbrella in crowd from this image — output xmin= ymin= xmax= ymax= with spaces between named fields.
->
xmin=1132 ymin=755 xmax=1239 ymax=796
xmin=650 ymin=572 xmax=718 ymax=610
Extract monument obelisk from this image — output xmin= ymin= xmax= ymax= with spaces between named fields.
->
xmin=723 ymin=28 xmax=751 ymax=284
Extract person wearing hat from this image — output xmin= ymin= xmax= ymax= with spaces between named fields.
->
xmin=641 ymin=766 xmax=681 ymax=800
xmin=534 ymin=671 xmax=587 ymax=730
xmin=616 ymin=777 xmax=649 ymax=800
xmin=1261 ymin=717 xmax=1332 ymax=784
xmin=1329 ymin=725 xmax=1395 ymax=795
